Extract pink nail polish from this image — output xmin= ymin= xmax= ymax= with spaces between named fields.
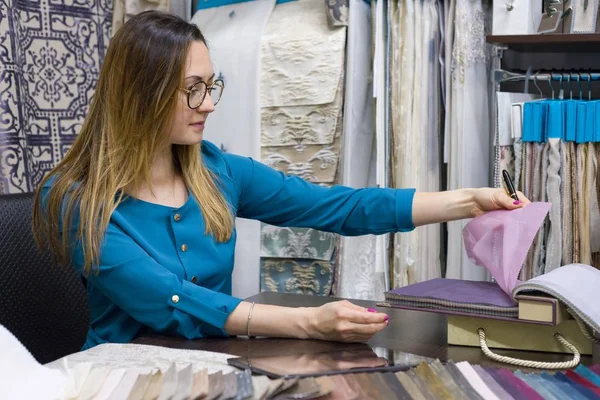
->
xmin=367 ymin=308 xmax=377 ymax=313
xmin=384 ymin=315 xmax=389 ymax=322
xmin=513 ymin=200 xmax=521 ymax=205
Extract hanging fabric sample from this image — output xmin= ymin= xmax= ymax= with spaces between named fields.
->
xmin=191 ymin=0 xmax=276 ymax=299
xmin=258 ymin=0 xmax=347 ymax=296
xmin=445 ymin=0 xmax=493 ymax=281
xmin=332 ymin=0 xmax=379 ymax=300
xmin=169 ymin=0 xmax=192 ymax=21
xmin=493 ymin=88 xmax=600 ymax=276
xmin=494 ymin=92 xmax=541 ymax=189
xmin=0 ymin=0 xmax=113 ymax=194
xmin=369 ymin=0 xmax=394 ymax=295
xmin=112 ymin=0 xmax=170 ymax=36
xmin=112 ymin=0 xmax=192 ymax=38
xmin=391 ymin=0 xmax=444 ymax=288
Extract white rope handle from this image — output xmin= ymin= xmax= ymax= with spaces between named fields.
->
xmin=568 ymin=308 xmax=600 ymax=344
xmin=477 ymin=328 xmax=581 ymax=369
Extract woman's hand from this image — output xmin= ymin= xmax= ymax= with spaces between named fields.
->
xmin=471 ymin=187 xmax=530 ymax=218
xmin=305 ymin=300 xmax=388 ymax=343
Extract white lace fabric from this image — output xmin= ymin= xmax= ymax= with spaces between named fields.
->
xmin=45 ymin=343 xmax=237 ymax=375
xmin=260 ymin=1 xmax=346 ymax=108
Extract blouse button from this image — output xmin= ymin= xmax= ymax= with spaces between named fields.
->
xmin=173 ymin=213 xmax=181 ymax=222
xmin=191 ymin=276 xmax=197 ymax=283
xmin=171 ymin=295 xmax=180 ymax=303
xmin=181 ymin=244 xmax=188 ymax=252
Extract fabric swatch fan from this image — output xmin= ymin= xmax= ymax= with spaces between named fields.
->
xmin=383 ymin=201 xmax=600 ymax=369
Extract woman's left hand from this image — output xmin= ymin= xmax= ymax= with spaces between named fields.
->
xmin=471 ymin=187 xmax=531 ymax=217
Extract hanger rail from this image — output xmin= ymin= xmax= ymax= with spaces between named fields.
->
xmin=494 ymin=69 xmax=600 ymax=83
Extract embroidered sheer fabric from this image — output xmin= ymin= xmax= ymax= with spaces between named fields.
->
xmin=445 ymin=0 xmax=493 ymax=281
xmin=391 ymin=0 xmax=443 ymax=288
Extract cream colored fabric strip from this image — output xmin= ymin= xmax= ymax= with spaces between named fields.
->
xmin=543 ymin=138 xmax=563 ymax=274
xmin=112 ymin=0 xmax=170 ymax=36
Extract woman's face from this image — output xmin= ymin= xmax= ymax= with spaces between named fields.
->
xmin=169 ymin=41 xmax=216 ymax=145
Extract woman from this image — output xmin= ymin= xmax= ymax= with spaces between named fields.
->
xmin=33 ymin=11 xmax=528 ymax=350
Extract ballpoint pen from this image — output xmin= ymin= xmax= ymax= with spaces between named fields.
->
xmin=502 ymin=169 xmax=519 ymax=202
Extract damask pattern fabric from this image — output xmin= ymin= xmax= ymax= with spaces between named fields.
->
xmin=260 ymin=258 xmax=334 ymax=296
xmin=258 ymin=0 xmax=346 ymax=296
xmin=260 ymin=224 xmax=336 ymax=261
xmin=260 ymin=1 xmax=345 ymax=108
xmin=325 ymin=0 xmax=349 ymax=27
xmin=0 ymin=0 xmax=112 ymax=194
xmin=260 ymin=77 xmax=343 ymax=147
xmin=261 ymin=137 xmax=342 ymax=184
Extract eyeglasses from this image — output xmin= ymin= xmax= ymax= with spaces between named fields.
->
xmin=179 ymin=79 xmax=224 ymax=109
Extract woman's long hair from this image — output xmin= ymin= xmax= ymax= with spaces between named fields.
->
xmin=33 ymin=11 xmax=234 ymax=274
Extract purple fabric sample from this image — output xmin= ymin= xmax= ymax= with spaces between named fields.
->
xmin=471 ymin=365 xmax=516 ymax=400
xmin=386 ymin=278 xmax=517 ymax=308
xmin=484 ymin=367 xmax=534 ymax=400
xmin=497 ymin=369 xmax=545 ymax=400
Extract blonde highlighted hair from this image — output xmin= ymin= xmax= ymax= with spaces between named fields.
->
xmin=33 ymin=11 xmax=234 ymax=274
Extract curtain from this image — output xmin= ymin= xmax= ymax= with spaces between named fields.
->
xmin=444 ymin=0 xmax=493 ymax=281
xmin=390 ymin=0 xmax=443 ymax=288
xmin=191 ymin=2 xmax=276 ymax=299
xmin=0 ymin=0 xmax=112 ymax=194
xmin=333 ymin=0 xmax=380 ymax=300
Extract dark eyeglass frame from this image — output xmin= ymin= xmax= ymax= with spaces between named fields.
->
xmin=179 ymin=79 xmax=225 ymax=109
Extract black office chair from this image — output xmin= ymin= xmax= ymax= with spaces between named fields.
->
xmin=0 ymin=192 xmax=89 ymax=364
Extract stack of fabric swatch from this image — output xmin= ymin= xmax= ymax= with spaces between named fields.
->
xmin=316 ymin=360 xmax=600 ymax=399
xmin=41 ymin=359 xmax=600 ymax=399
xmin=7 ymin=322 xmax=600 ymax=399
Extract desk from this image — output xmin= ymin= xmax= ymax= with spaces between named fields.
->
xmin=135 ymin=292 xmax=598 ymax=369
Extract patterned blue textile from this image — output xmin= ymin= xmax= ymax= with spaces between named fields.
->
xmin=0 ymin=0 xmax=112 ymax=194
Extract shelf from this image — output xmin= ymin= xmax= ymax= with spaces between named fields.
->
xmin=486 ymin=34 xmax=600 ymax=52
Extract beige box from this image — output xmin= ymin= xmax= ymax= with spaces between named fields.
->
xmin=448 ymin=315 xmax=592 ymax=355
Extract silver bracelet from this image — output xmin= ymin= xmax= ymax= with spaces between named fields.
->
xmin=247 ymin=302 xmax=256 ymax=338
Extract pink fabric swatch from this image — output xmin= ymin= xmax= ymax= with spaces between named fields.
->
xmin=463 ymin=202 xmax=551 ymax=296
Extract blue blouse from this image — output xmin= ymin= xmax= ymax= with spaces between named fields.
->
xmin=42 ymin=141 xmax=415 ymax=350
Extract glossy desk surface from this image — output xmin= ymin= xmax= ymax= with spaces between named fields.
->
xmin=134 ymin=292 xmax=598 ymax=370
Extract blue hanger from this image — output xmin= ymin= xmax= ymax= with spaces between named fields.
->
xmin=523 ymin=101 xmax=548 ymax=142
xmin=576 ymin=102 xmax=587 ymax=143
xmin=546 ymin=100 xmax=564 ymax=140
xmin=595 ymin=102 xmax=600 ymax=142
xmin=565 ymin=100 xmax=577 ymax=142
